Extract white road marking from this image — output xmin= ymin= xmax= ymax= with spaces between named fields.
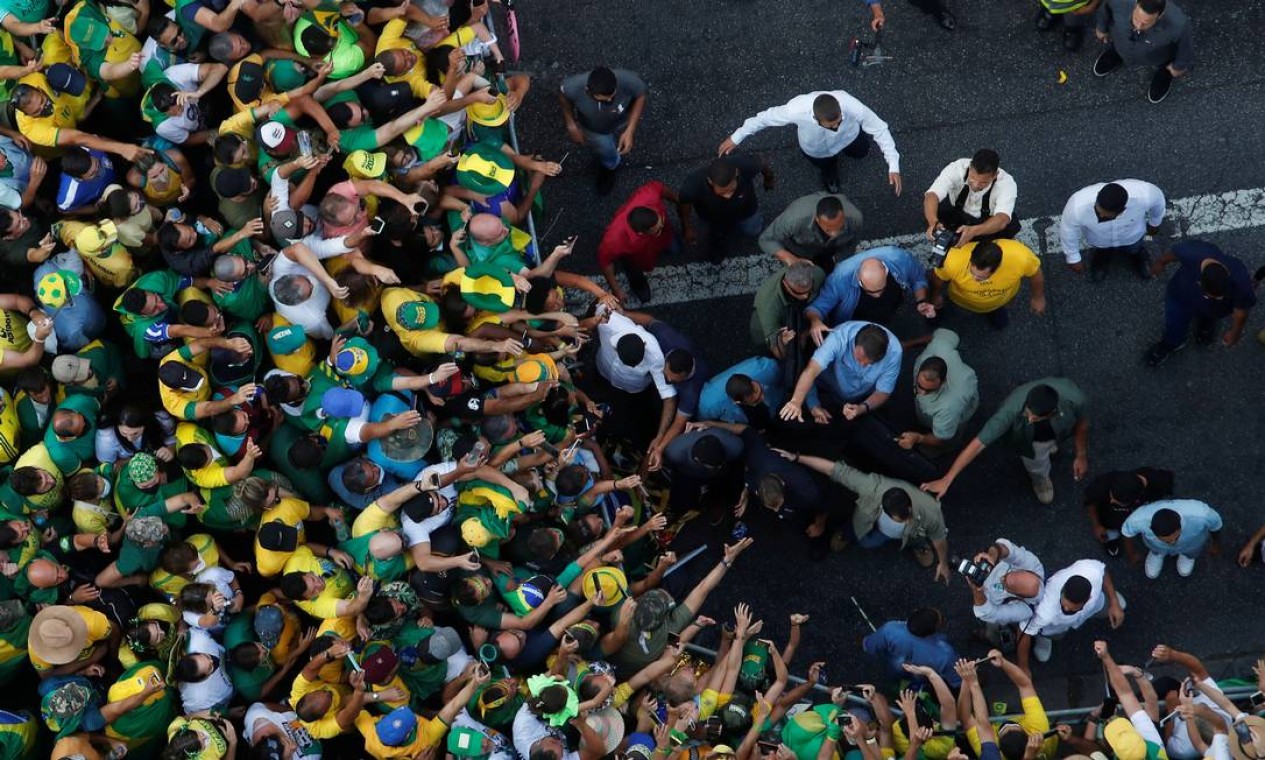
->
xmin=597 ymin=186 xmax=1265 ymax=307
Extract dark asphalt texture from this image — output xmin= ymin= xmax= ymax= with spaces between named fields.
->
xmin=496 ymin=0 xmax=1265 ymax=705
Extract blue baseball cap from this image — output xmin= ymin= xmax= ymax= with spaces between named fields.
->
xmin=376 ymin=706 xmax=418 ymax=746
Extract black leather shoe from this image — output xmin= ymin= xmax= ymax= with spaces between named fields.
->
xmin=1094 ymin=46 xmax=1124 ymax=77
xmin=1034 ymin=8 xmax=1056 ymax=30
xmin=596 ymin=166 xmax=618 ymax=195
xmin=1148 ymin=66 xmax=1174 ymax=104
xmin=1089 ymin=251 xmax=1110 ymax=282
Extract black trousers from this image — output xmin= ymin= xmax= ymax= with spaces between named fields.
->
xmin=800 ymin=132 xmax=872 ymax=184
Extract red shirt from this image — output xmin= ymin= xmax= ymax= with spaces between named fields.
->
xmin=597 ymin=181 xmax=675 ymax=270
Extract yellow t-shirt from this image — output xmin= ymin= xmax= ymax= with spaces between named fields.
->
xmin=175 ymin=422 xmax=231 ymax=488
xmin=0 ymin=387 xmax=21 ymax=462
xmin=933 ymin=239 xmax=1040 ymax=313
xmin=13 ymin=72 xmax=90 ymax=150
xmin=355 ymin=709 xmax=449 ymax=760
xmin=284 ymin=546 xmax=356 ymax=619
xmin=375 ymin=20 xmax=435 ymax=101
xmin=29 ymin=606 xmax=111 ymax=671
xmin=255 ymin=497 xmax=311 ymax=577
xmin=966 ymin=696 xmax=1058 ymax=760
xmin=0 ymin=308 xmax=33 ymax=371
xmin=150 ymin=533 xmax=220 ymax=597
xmin=380 ymin=287 xmax=451 ymax=356
xmin=268 ymin=314 xmax=317 ymax=377
xmin=290 ymin=672 xmax=351 ymax=739
xmin=11 ymin=443 xmax=64 ymax=512
xmin=351 ymin=501 xmax=397 ymax=538
xmin=159 ymin=347 xmax=211 ymax=420
xmin=893 ymin=721 xmax=955 ymax=760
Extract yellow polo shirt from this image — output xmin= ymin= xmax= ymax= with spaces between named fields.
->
xmin=13 ymin=72 xmax=91 ymax=151
xmin=283 ymin=546 xmax=356 ymax=619
xmin=355 ymin=710 xmax=449 ymax=760
xmin=29 ymin=605 xmax=111 ymax=672
xmin=290 ymin=672 xmax=352 ymax=739
xmin=375 ymin=20 xmax=436 ymax=100
xmin=159 ymin=345 xmax=211 ymax=420
xmin=255 ymin=497 xmax=311 ymax=577
xmin=175 ymin=422 xmax=231 ymax=489
xmin=350 ymin=500 xmax=398 ymax=538
xmin=380 ymin=287 xmax=450 ymax=356
xmin=933 ymin=239 xmax=1041 ymax=314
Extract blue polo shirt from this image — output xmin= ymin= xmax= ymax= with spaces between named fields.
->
xmin=862 ymin=620 xmax=961 ymax=688
xmin=56 ymin=150 xmax=115 ymax=213
xmin=809 ymin=321 xmax=902 ymax=403
xmin=648 ymin=320 xmax=710 ymax=418
xmin=699 ymin=356 xmax=820 ymax=424
xmin=1121 ymin=499 xmax=1223 ymax=556
xmin=1166 ymin=240 xmax=1255 ymax=311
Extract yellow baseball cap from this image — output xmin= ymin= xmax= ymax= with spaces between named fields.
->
xmin=344 ymin=150 xmax=388 ymax=179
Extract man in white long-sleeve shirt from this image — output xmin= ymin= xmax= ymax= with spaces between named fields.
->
xmin=968 ymin=537 xmax=1045 ymax=628
xmin=719 ymin=91 xmax=901 ymax=196
xmin=1059 ymin=179 xmax=1166 ymax=281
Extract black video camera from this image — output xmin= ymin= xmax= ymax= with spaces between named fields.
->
xmin=929 ymin=227 xmax=960 ymax=268
xmin=955 ymin=556 xmax=992 ymax=586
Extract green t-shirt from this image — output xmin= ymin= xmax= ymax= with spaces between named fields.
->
xmin=338 ymin=533 xmax=407 ymax=583
xmin=267 ymin=424 xmax=332 ymax=503
xmin=0 ymin=609 xmax=31 ymax=685
xmin=107 ymin=662 xmax=177 ymax=746
xmin=42 ymin=394 xmax=100 ymax=472
xmin=393 ymin=621 xmax=447 ymax=707
xmin=115 ymin=502 xmax=171 ymax=574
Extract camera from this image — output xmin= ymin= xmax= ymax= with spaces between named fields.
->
xmin=954 ymin=555 xmax=993 ymax=586
xmin=929 ymin=227 xmax=960 ymax=268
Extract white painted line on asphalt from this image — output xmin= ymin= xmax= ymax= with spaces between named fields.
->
xmin=598 ymin=186 xmax=1265 ymax=307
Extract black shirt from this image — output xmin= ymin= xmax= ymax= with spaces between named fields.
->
xmin=678 ymin=154 xmax=763 ymax=225
xmin=850 ymin=273 xmax=905 ymax=324
xmin=740 ymin=428 xmax=826 ymax=516
xmin=1083 ymin=467 xmax=1176 ymax=529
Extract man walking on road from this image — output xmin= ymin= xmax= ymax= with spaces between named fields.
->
xmin=1060 ymin=179 xmax=1166 ymax=281
xmin=1144 ymin=240 xmax=1256 ymax=366
xmin=928 ymin=239 xmax=1046 ymax=330
xmin=719 ymin=90 xmax=901 ymax=196
xmin=1093 ymin=0 xmax=1195 ymax=104
xmin=1017 ymin=559 xmax=1125 ymax=667
xmin=558 ymin=66 xmax=648 ymax=194
xmin=678 ymin=155 xmax=774 ymax=263
xmin=1121 ymin=499 xmax=1222 ymax=579
xmin=923 ymin=378 xmax=1089 ymax=504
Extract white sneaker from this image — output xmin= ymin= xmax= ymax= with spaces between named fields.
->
xmin=1033 ymin=635 xmax=1053 ymax=663
xmin=1176 ymin=554 xmax=1196 ymax=576
xmin=1144 ymin=551 xmax=1165 ymax=579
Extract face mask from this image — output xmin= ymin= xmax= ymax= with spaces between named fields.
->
xmin=98 ymin=478 xmax=112 ymax=498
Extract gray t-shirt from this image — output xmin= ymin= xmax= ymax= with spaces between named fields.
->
xmin=1097 ymin=0 xmax=1194 ymax=70
xmin=559 ymin=69 xmax=646 ymax=135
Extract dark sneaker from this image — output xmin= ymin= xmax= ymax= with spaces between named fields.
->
xmin=1194 ymin=321 xmax=1216 ymax=345
xmin=1144 ymin=340 xmax=1185 ymax=367
xmin=1093 ymin=46 xmax=1124 ymax=77
xmin=935 ymin=6 xmax=956 ymax=30
xmin=630 ymin=279 xmax=652 ymax=305
xmin=1148 ymin=66 xmax=1174 ymax=104
xmin=1034 ymin=7 xmax=1056 ymax=30
xmin=1062 ymin=28 xmax=1083 ymax=50
xmin=1104 ymin=537 xmax=1121 ymax=557
xmin=1132 ymin=251 xmax=1153 ymax=280
xmin=1089 ymin=250 xmax=1111 ymax=282
xmin=595 ymin=166 xmax=618 ymax=195
xmin=823 ymin=177 xmax=841 ymax=194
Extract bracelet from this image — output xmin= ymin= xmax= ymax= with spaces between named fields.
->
xmin=427 ymin=372 xmax=434 ymax=384
xmin=860 ymin=401 xmax=871 ymax=412
xmin=721 ymin=559 xmax=732 ymax=568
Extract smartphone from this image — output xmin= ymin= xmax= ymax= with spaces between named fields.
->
xmin=369 ymin=217 xmax=386 ymax=235
xmin=298 ymin=130 xmax=313 ymax=158
xmin=345 ymin=652 xmax=362 ymax=672
xmin=1251 ymin=691 xmax=1265 ymax=708
xmin=257 ymin=252 xmax=277 ymax=277
xmin=464 ymin=440 xmax=487 ymax=465
xmin=1100 ymin=695 xmax=1119 ymax=718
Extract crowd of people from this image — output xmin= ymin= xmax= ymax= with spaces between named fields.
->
xmin=0 ymin=0 xmax=1256 ymax=758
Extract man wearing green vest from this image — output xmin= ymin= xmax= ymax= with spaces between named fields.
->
xmin=1035 ymin=0 xmax=1101 ymax=51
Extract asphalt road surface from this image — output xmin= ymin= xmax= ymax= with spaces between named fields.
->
xmin=499 ymin=0 xmax=1265 ymax=705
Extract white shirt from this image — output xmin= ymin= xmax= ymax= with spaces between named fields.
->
xmin=270 ymin=254 xmax=333 ymax=339
xmin=1167 ymin=677 xmax=1234 ymax=759
xmin=595 ymin=312 xmax=675 ymax=399
xmin=730 ymin=90 xmax=900 ymax=171
xmin=926 ymin=158 xmax=1018 ymax=219
xmin=972 ymin=538 xmax=1045 ymax=627
xmin=154 ymin=63 xmax=204 ymax=144
xmin=512 ymin=705 xmax=581 ymax=760
xmin=401 ymin=461 xmax=457 ymax=547
xmin=1058 ymin=179 xmax=1166 ymax=264
xmin=1022 ymin=558 xmax=1107 ymax=637
xmin=244 ymin=704 xmax=322 ymax=759
xmin=179 ymin=629 xmax=235 ymax=713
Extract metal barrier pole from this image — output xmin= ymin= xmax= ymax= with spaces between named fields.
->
xmin=484 ymin=9 xmax=543 ymax=263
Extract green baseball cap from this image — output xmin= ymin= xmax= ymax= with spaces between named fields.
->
xmin=395 ymin=300 xmax=440 ymax=330
xmin=448 ymin=726 xmax=489 ymax=759
xmin=267 ymin=324 xmax=308 ymax=355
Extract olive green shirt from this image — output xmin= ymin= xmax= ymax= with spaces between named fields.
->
xmin=976 ymin=377 xmax=1087 ymax=458
xmin=749 ymin=265 xmax=825 ymax=352
xmin=830 ymin=460 xmax=947 ymax=548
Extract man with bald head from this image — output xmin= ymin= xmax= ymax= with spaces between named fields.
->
xmin=804 ymin=246 xmax=930 ymax=344
xmin=967 ymin=538 xmax=1045 ymax=629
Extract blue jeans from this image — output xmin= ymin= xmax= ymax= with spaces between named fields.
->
xmin=583 ymin=129 xmax=621 ymax=170
xmin=1162 ymin=293 xmax=1227 ymax=347
xmin=856 ymin=526 xmax=897 ymax=549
